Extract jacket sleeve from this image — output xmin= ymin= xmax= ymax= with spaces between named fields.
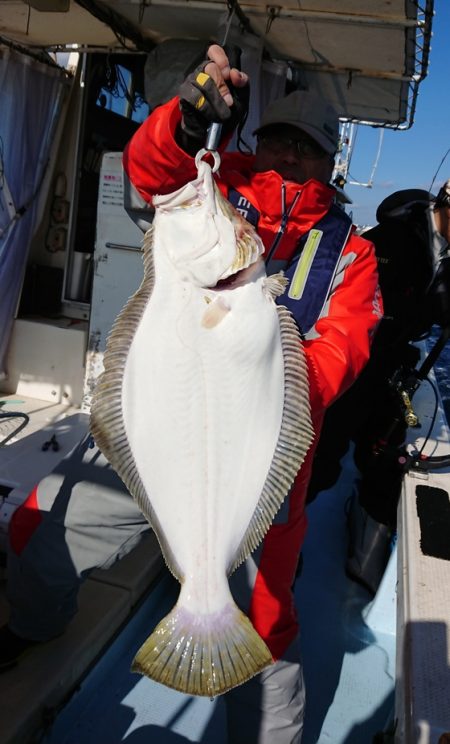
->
xmin=304 ymin=232 xmax=382 ymax=413
xmin=122 ymin=97 xmax=199 ymax=204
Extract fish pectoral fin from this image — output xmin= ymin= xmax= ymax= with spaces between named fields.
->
xmin=262 ymin=272 xmax=288 ymax=300
xmin=131 ymin=602 xmax=273 ymax=696
xmin=201 ymin=296 xmax=231 ymax=329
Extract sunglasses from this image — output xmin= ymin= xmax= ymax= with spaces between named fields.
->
xmin=258 ymin=134 xmax=328 ymax=160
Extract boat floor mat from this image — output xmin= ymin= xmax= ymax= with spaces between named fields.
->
xmin=416 ymin=485 xmax=450 ymax=560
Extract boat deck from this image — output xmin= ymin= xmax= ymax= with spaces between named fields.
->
xmin=0 ymin=393 xmax=396 ymax=743
xmin=32 ymin=449 xmax=397 ymax=744
xmin=0 ymin=395 xmax=164 ymax=744
xmin=4 ymin=381 xmax=449 ymax=742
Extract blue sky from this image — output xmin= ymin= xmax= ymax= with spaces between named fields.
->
xmin=345 ymin=0 xmax=450 ymax=227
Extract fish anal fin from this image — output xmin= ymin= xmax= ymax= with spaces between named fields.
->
xmin=131 ymin=602 xmax=273 ymax=696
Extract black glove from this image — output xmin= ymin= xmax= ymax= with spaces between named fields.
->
xmin=178 ymin=45 xmax=249 ymax=147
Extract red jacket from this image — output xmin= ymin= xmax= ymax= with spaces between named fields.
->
xmin=123 ymin=96 xmax=382 ymax=658
xmin=124 ymin=97 xmax=381 ymax=416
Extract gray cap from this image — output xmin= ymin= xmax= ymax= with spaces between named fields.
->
xmin=254 ymin=90 xmax=340 ymax=155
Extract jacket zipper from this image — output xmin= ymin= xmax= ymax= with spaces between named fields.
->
xmin=265 ymin=183 xmax=301 ymax=266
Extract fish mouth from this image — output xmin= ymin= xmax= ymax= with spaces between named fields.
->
xmin=211 ymin=268 xmax=247 ymax=290
xmin=208 ymin=259 xmax=265 ymax=291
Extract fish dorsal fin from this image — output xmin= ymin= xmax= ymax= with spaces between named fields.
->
xmin=262 ymin=272 xmax=289 ymax=300
xmin=90 ymin=226 xmax=184 ymax=582
xmin=229 ymin=305 xmax=314 ymax=573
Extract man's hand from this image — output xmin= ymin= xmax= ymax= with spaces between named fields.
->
xmin=178 ymin=44 xmax=249 ymax=149
xmin=201 ymin=44 xmax=249 ymax=108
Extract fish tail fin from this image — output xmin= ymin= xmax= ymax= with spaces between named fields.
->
xmin=131 ymin=602 xmax=273 ymax=696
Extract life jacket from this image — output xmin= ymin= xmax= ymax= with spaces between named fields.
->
xmin=275 ymin=205 xmax=352 ymax=336
xmin=228 ymin=188 xmax=352 ymax=337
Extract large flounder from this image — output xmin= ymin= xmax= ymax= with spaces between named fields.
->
xmin=90 ymin=154 xmax=314 ymax=697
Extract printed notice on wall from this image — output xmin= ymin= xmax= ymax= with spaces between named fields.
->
xmin=100 ymin=171 xmax=124 ymax=210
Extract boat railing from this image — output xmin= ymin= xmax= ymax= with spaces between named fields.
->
xmin=0 ymin=403 xmax=30 ymax=446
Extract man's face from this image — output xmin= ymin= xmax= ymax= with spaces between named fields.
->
xmin=253 ymin=124 xmax=334 ymax=185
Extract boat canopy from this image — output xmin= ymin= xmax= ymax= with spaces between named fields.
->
xmin=0 ymin=0 xmax=433 ymax=128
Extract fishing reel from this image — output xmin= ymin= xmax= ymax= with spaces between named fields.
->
xmin=388 ymin=366 xmax=421 ymax=428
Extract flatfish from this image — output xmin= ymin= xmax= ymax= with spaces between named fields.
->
xmin=90 ymin=152 xmax=314 ymax=697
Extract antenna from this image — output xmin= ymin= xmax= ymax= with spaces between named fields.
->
xmin=333 ymin=123 xmax=384 ymax=190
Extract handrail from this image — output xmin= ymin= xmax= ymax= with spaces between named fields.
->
xmin=0 ymin=411 xmax=30 ymax=446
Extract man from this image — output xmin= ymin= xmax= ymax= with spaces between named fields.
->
xmin=0 ymin=45 xmax=381 ymax=743
xmin=123 ymin=44 xmax=381 ymax=741
xmin=307 ymin=181 xmax=450 ymax=593
xmin=307 ymin=181 xmax=450 ymax=502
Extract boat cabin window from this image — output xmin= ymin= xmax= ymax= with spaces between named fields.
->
xmin=96 ymin=63 xmax=150 ymax=124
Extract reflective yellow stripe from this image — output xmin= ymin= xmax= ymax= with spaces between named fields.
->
xmin=288 ymin=229 xmax=323 ymax=300
xmin=196 ymin=72 xmax=210 ymax=85
xmin=195 ymin=72 xmax=209 ymax=109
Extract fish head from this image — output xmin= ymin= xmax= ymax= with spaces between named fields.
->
xmin=152 ymin=160 xmax=265 ymax=289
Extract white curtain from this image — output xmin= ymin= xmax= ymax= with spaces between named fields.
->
xmin=0 ymin=48 xmax=67 ymax=377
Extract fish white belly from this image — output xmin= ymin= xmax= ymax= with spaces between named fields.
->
xmin=122 ymin=251 xmax=284 ymax=615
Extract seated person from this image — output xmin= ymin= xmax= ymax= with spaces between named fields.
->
xmin=306 ymin=182 xmax=450 ymax=589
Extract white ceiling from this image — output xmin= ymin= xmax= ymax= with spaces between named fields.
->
xmin=0 ymin=0 xmax=433 ymax=126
